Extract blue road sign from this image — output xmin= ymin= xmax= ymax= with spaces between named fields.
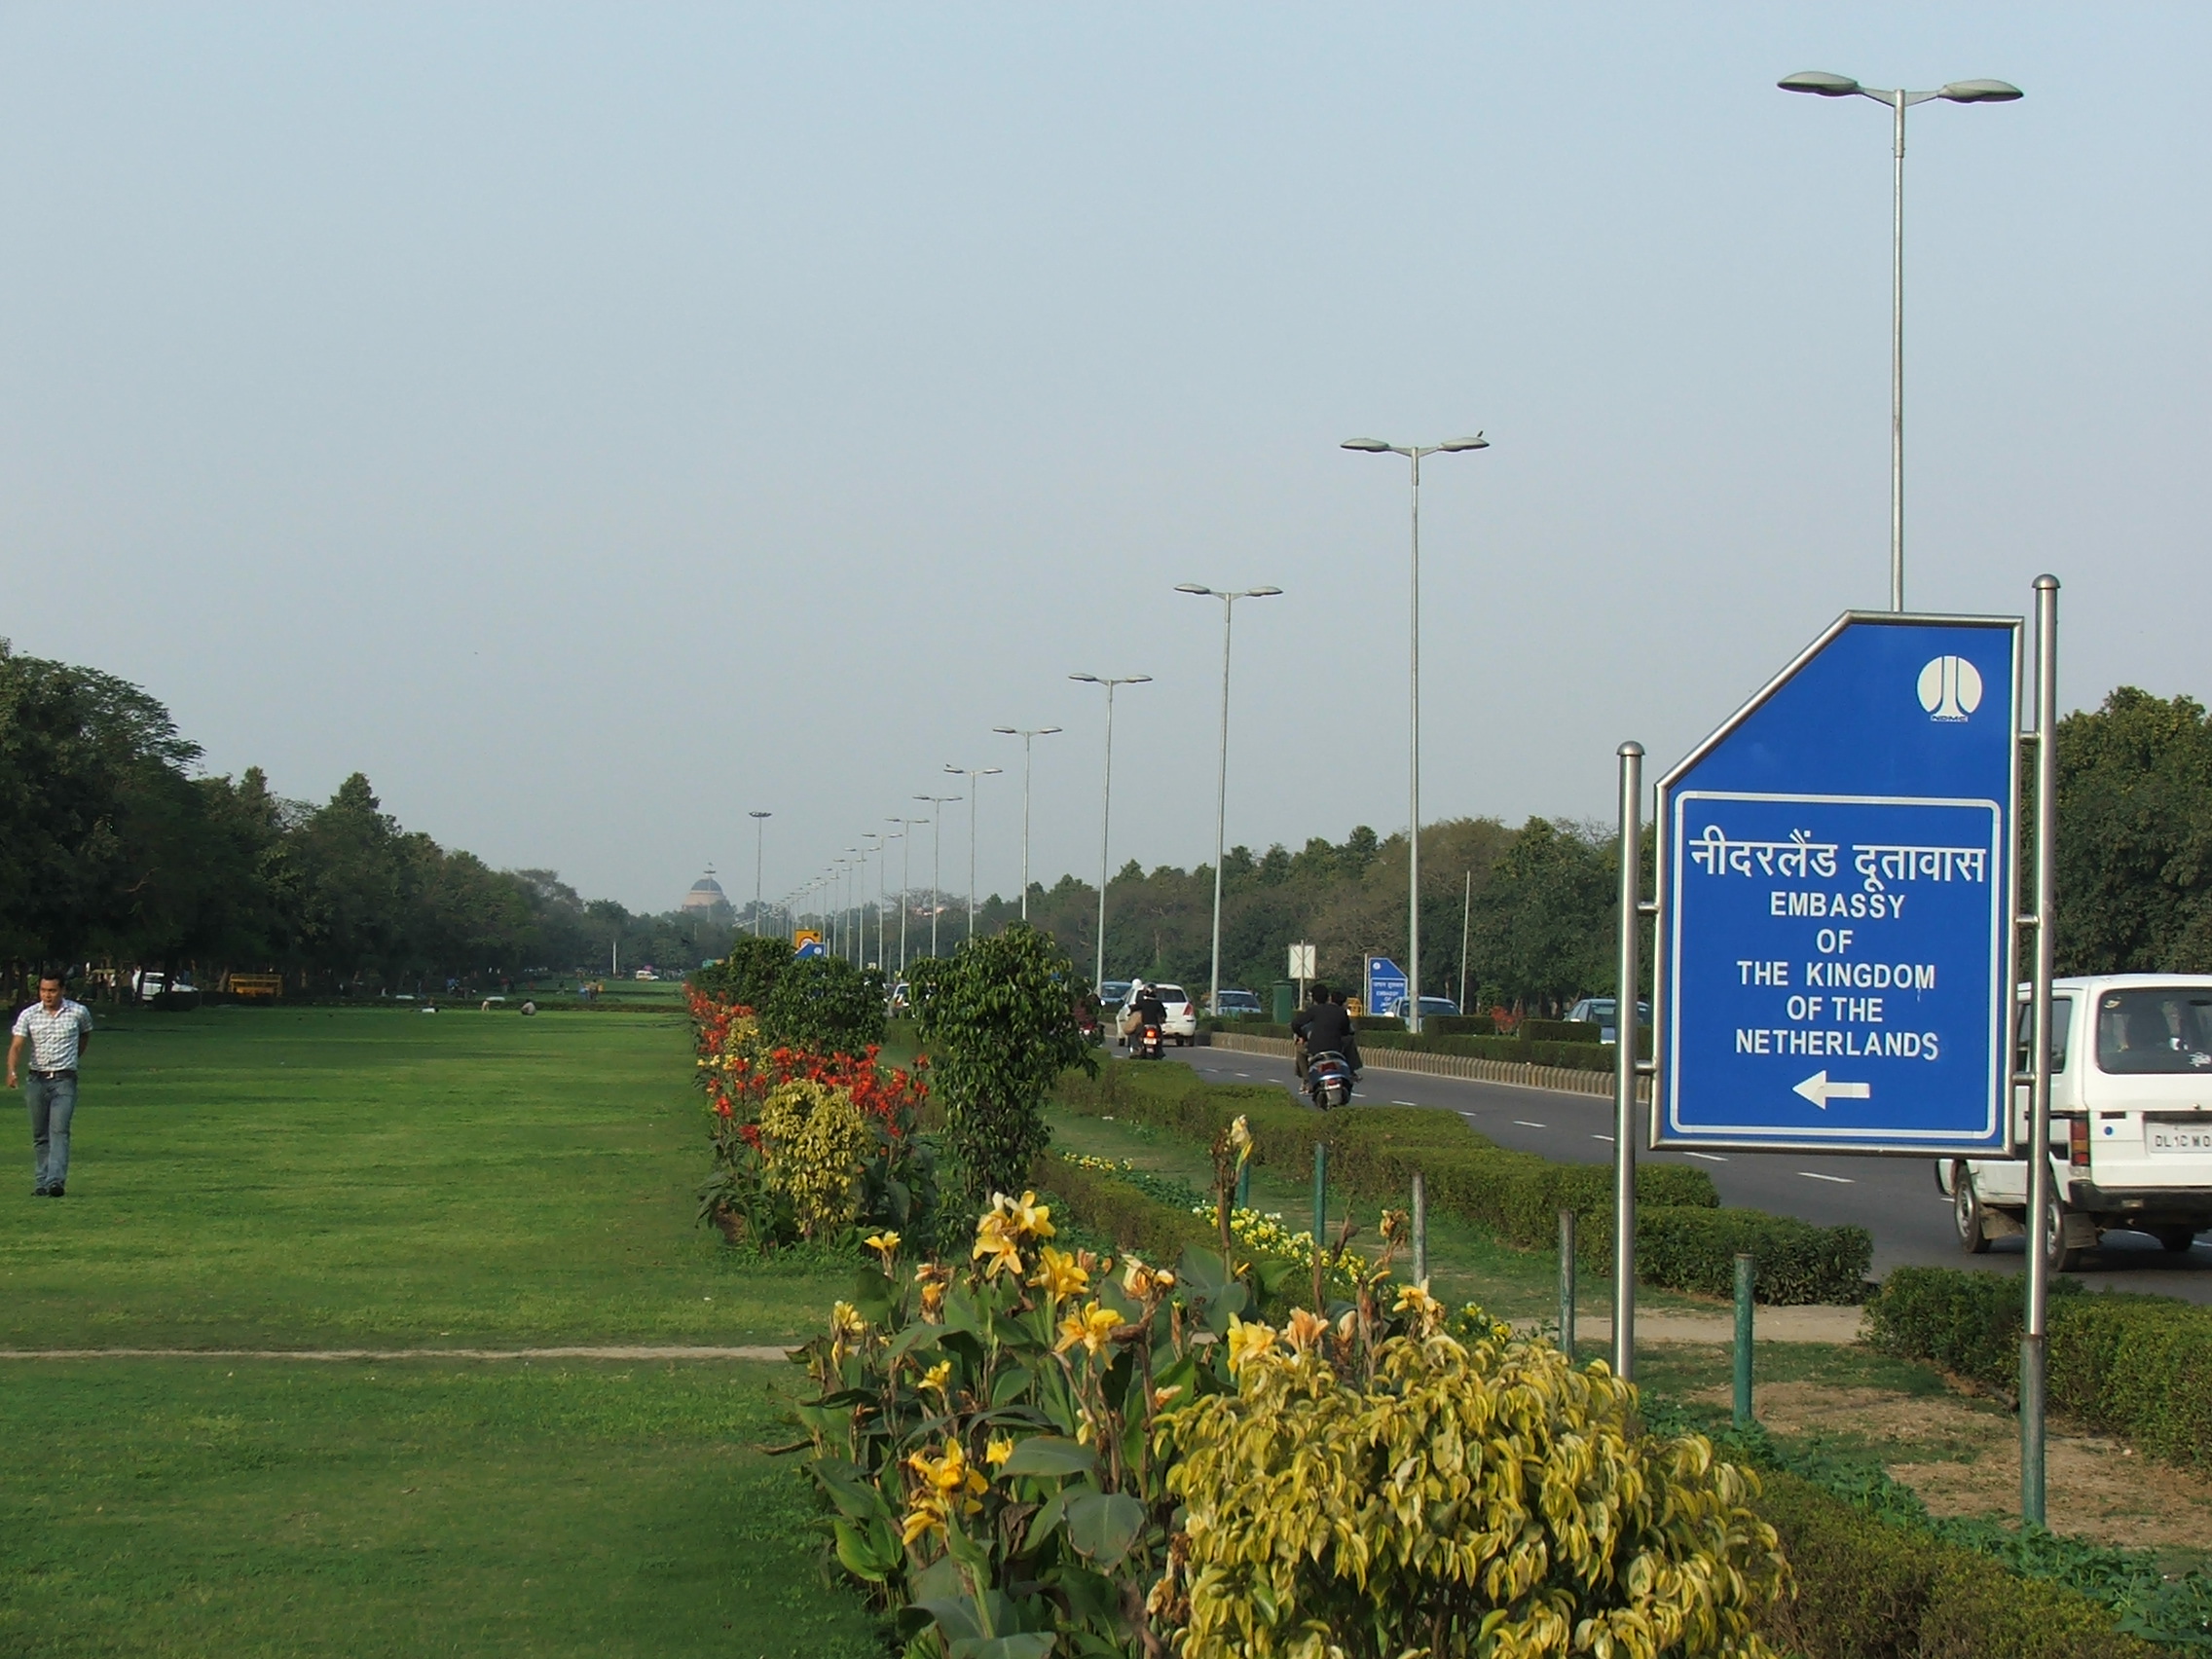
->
xmin=1366 ymin=956 xmax=1408 ymax=1017
xmin=1655 ymin=613 xmax=2020 ymax=1155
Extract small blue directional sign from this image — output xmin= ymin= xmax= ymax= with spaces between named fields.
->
xmin=1655 ymin=613 xmax=2020 ymax=1155
xmin=1366 ymin=956 xmax=1408 ymax=1018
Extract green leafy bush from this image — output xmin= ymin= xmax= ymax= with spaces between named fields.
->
xmin=689 ymin=934 xmax=793 ymax=1010
xmin=1639 ymin=1206 xmax=1872 ymax=1306
xmin=913 ymin=924 xmax=1097 ymax=1202
xmin=760 ymin=954 xmax=887 ymax=1058
xmin=1034 ymin=1154 xmax=1222 ymax=1268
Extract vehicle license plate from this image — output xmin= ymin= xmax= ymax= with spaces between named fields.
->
xmin=2150 ymin=1124 xmax=2212 ymax=1154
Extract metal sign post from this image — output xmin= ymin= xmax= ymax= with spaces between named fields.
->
xmin=1613 ymin=742 xmax=1643 ymax=1381
xmin=1651 ymin=611 xmax=2023 ymax=1157
xmin=2022 ymin=574 xmax=2059 ymax=1526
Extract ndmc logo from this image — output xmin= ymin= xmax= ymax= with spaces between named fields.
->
xmin=1916 ymin=655 xmax=1982 ymax=723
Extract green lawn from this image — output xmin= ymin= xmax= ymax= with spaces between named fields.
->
xmin=0 ymin=1007 xmax=841 ymax=1348
xmin=0 ymin=1006 xmax=880 ymax=1656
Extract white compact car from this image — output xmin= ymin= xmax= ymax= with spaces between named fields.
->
xmin=1942 ymin=975 xmax=2212 ymax=1271
xmin=1120 ymin=982 xmax=1198 ymax=1047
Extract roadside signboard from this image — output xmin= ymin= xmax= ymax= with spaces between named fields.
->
xmin=793 ymin=930 xmax=825 ymax=958
xmin=1288 ymin=942 xmax=1316 ymax=979
xmin=1654 ymin=612 xmax=2021 ymax=1156
xmin=1365 ymin=956 xmax=1408 ymax=1019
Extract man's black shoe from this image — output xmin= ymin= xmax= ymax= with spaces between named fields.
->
xmin=49 ymin=1185 xmax=62 ymax=1198
xmin=31 ymin=1187 xmax=50 ymax=1198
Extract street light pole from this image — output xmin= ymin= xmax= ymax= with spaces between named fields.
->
xmin=889 ymin=816 xmax=924 ymax=975
xmin=1175 ymin=584 xmax=1282 ymax=1017
xmin=1069 ymin=674 xmax=1152 ymax=994
xmin=944 ymin=764 xmax=1005 ymax=942
xmin=1778 ymin=70 xmax=2022 ymax=611
xmin=861 ymin=832 xmax=885 ymax=967
xmin=913 ymin=794 xmax=962 ymax=958
xmin=748 ymin=811 xmax=772 ymax=936
xmin=1342 ymin=435 xmax=1491 ymax=1033
xmin=991 ymin=726 xmax=1063 ymax=920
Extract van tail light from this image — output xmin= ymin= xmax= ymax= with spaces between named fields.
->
xmin=2069 ymin=1116 xmax=2091 ymax=1167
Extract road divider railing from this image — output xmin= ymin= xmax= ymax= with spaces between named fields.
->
xmin=1058 ymin=1057 xmax=1869 ymax=1304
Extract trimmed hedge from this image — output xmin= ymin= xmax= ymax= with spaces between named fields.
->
xmin=1056 ymin=1059 xmax=1870 ymax=1303
xmin=1868 ymin=1266 xmax=2212 ymax=1473
xmin=1753 ymin=1470 xmax=2169 ymax=1659
xmin=1031 ymin=1155 xmax=1221 ymax=1266
xmin=1641 ymin=1206 xmax=1872 ymax=1306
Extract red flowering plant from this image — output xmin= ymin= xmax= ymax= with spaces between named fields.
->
xmin=691 ymin=987 xmax=941 ymax=1253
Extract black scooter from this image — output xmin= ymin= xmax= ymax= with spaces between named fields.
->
xmin=1307 ymin=1050 xmax=1354 ymax=1109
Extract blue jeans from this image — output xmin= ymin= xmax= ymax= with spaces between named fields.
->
xmin=25 ymin=1073 xmax=77 ymax=1191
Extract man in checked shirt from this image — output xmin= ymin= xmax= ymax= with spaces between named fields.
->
xmin=7 ymin=974 xmax=95 ymax=1198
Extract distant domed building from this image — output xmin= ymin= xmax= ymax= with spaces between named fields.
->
xmin=682 ymin=868 xmax=728 ymax=913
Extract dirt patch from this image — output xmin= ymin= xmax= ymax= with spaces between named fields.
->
xmin=1705 ymin=1379 xmax=2212 ymax=1551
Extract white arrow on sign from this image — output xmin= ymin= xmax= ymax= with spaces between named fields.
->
xmin=1793 ymin=1071 xmax=1872 ymax=1110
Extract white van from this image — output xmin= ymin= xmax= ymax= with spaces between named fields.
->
xmin=1943 ymin=975 xmax=2212 ymax=1271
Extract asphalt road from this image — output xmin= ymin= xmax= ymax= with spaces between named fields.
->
xmin=1170 ymin=1042 xmax=2212 ymax=1302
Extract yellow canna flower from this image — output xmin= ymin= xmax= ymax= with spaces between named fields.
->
xmin=1225 ymin=1314 xmax=1279 ymax=1377
xmin=1028 ymin=1245 xmax=1089 ymax=1303
xmin=1229 ymin=1114 xmax=1253 ymax=1164
xmin=830 ymin=1301 xmax=867 ymax=1340
xmin=984 ymin=1435 xmax=1014 ymax=1467
xmin=864 ymin=1231 xmax=902 ymax=1260
xmin=1122 ymin=1256 xmax=1175 ymax=1301
xmin=1054 ymin=1301 xmax=1122 ymax=1356
xmin=987 ymin=1189 xmax=1055 ymax=1242
xmin=919 ymin=1359 xmax=952 ymax=1394
xmin=1284 ymin=1307 xmax=1331 ymax=1353
xmin=971 ymin=1211 xmax=1025 ymax=1280
xmin=1393 ymin=1280 xmax=1445 ymax=1331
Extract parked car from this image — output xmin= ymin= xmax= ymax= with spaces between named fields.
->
xmin=1117 ymin=982 xmax=1198 ymax=1046
xmin=1388 ymin=995 xmax=1462 ymax=1022
xmin=1210 ymin=988 xmax=1265 ymax=1018
xmin=1564 ymin=997 xmax=1651 ymax=1043
xmin=133 ymin=970 xmax=199 ymax=1002
xmin=1097 ymin=979 xmax=1133 ymax=1010
xmin=1943 ymin=976 xmax=2212 ymax=1271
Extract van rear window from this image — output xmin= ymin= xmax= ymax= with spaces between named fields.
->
xmin=2096 ymin=989 xmax=2212 ymax=1075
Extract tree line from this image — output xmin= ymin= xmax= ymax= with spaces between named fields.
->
xmin=954 ymin=684 xmax=2212 ymax=1008
xmin=8 ymin=635 xmax=2207 ymax=1003
xmin=0 ymin=641 xmax=729 ymax=994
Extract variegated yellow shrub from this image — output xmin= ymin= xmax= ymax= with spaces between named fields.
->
xmin=755 ymin=1077 xmax=870 ymax=1239
xmin=1157 ymin=1317 xmax=1786 ymax=1658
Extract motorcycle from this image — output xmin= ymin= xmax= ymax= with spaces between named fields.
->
xmin=1136 ymin=1022 xmax=1164 ymax=1060
xmin=1307 ymin=1049 xmax=1354 ymax=1110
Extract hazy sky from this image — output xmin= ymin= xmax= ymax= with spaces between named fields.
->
xmin=4 ymin=5 xmax=2205 ymax=915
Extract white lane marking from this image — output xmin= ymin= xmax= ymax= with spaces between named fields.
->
xmin=1514 ymin=1120 xmax=1548 ymax=1129
xmin=1683 ymin=1152 xmax=1730 ymax=1163
xmin=1393 ymin=1100 xmax=1418 ymax=1106
xmin=1797 ymin=1171 xmax=1855 ymax=1184
xmin=1235 ymin=1072 xmax=1252 ymax=1078
xmin=1592 ymin=1133 xmax=1615 ymax=1143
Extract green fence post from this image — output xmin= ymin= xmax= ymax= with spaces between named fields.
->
xmin=1733 ymin=1253 xmax=1756 ymax=1428
xmin=1558 ymin=1209 xmax=1577 ymax=1360
xmin=1234 ymin=1161 xmax=1250 ymax=1211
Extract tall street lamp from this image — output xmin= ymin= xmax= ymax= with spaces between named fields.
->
xmin=944 ymin=764 xmax=1004 ymax=941
xmin=990 ymin=726 xmax=1062 ymax=920
xmin=1175 ymin=584 xmax=1282 ymax=1019
xmin=748 ymin=811 xmax=772 ymax=936
xmin=1343 ymin=435 xmax=1490 ymax=1033
xmin=1779 ymin=69 xmax=2022 ymax=611
xmin=1069 ymin=673 xmax=1152 ymax=995
xmin=861 ymin=832 xmax=885 ymax=966
xmin=877 ymin=829 xmax=899 ymax=973
xmin=889 ymin=815 xmax=925 ymax=974
xmin=913 ymin=793 xmax=962 ymax=957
